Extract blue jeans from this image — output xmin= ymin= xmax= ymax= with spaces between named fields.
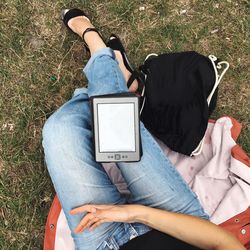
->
xmin=42 ymin=48 xmax=209 ymax=250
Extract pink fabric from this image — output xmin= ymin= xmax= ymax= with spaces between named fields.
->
xmin=103 ymin=117 xmax=250 ymax=224
xmin=47 ymin=117 xmax=250 ymax=249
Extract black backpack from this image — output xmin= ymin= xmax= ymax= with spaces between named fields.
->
xmin=139 ymin=51 xmax=229 ymax=156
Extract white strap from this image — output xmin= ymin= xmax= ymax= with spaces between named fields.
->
xmin=140 ymin=53 xmax=158 ymax=115
xmin=207 ymin=55 xmax=230 ymax=105
xmin=191 ymin=55 xmax=230 ymax=156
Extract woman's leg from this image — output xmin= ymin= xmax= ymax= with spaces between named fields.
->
xmin=42 ymin=15 xmax=151 ymax=250
xmin=42 ymin=92 xmax=132 ymax=249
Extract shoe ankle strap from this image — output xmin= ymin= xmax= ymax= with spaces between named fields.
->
xmin=81 ymin=28 xmax=103 ymax=48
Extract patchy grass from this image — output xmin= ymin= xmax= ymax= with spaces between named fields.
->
xmin=0 ymin=0 xmax=249 ymax=248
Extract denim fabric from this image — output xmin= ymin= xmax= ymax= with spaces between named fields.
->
xmin=96 ymin=222 xmax=151 ymax=250
xmin=42 ymin=47 xmax=209 ymax=250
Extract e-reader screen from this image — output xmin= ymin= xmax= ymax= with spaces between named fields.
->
xmin=97 ymin=103 xmax=136 ymax=152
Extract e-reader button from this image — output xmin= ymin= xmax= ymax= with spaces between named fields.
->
xmin=115 ymin=154 xmax=121 ymax=160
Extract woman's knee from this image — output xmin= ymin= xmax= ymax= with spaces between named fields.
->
xmin=43 ymin=103 xmax=90 ymax=142
xmin=42 ymin=111 xmax=77 ymax=151
xmin=42 ymin=113 xmax=69 ymax=158
xmin=42 ymin=114 xmax=84 ymax=178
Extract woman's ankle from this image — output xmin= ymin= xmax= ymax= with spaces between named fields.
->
xmin=85 ymin=32 xmax=106 ymax=54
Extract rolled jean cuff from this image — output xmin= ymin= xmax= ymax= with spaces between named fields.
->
xmin=83 ymin=47 xmax=115 ymax=76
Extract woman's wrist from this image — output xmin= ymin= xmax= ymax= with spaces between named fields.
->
xmin=129 ymin=204 xmax=150 ymax=224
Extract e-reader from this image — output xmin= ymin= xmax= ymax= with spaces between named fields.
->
xmin=90 ymin=93 xmax=142 ymax=162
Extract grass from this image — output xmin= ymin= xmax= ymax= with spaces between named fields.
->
xmin=0 ymin=0 xmax=249 ymax=248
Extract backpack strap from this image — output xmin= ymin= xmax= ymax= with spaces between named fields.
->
xmin=207 ymin=55 xmax=230 ymax=105
xmin=191 ymin=55 xmax=230 ymax=157
xmin=138 ymin=53 xmax=159 ymax=114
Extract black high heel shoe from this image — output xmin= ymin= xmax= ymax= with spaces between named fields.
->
xmin=61 ymin=8 xmax=103 ymax=52
xmin=107 ymin=34 xmax=145 ymax=96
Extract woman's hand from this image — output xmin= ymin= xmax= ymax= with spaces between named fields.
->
xmin=70 ymin=204 xmax=142 ymax=233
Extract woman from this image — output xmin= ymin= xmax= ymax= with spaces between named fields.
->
xmin=42 ymin=8 xmax=244 ymax=250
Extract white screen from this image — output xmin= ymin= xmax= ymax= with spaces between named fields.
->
xmin=97 ymin=103 xmax=135 ymax=152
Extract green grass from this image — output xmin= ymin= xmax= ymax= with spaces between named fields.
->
xmin=0 ymin=0 xmax=249 ymax=248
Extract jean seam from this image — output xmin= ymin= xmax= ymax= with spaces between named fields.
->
xmin=101 ymin=223 xmax=148 ymax=250
xmin=97 ymin=223 xmax=123 ymax=250
xmin=129 ymin=224 xmax=140 ymax=237
xmin=110 ymin=237 xmax=119 ymax=250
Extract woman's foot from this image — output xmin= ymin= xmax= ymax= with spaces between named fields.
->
xmin=109 ymin=36 xmax=139 ymax=93
xmin=64 ymin=10 xmax=106 ymax=55
xmin=63 ymin=10 xmax=139 ymax=93
xmin=67 ymin=15 xmax=92 ymax=37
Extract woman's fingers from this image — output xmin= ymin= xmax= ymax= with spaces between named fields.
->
xmin=73 ymin=207 xmax=111 ymax=233
xmin=89 ymin=219 xmax=109 ymax=231
xmin=74 ymin=213 xmax=97 ymax=233
xmin=87 ymin=217 xmax=100 ymax=229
